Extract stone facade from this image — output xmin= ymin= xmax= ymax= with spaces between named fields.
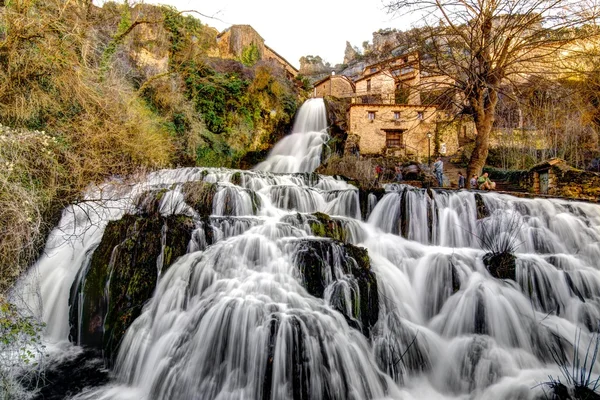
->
xmin=315 ymin=50 xmax=474 ymax=159
xmin=313 ymin=75 xmax=355 ymax=98
xmin=348 ymin=104 xmax=438 ymax=159
xmin=355 ymin=71 xmax=397 ymax=104
xmin=212 ymin=25 xmax=298 ymax=77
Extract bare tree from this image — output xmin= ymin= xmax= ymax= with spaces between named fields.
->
xmin=385 ymin=0 xmax=600 ymax=177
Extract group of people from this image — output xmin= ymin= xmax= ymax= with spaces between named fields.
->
xmin=375 ymin=158 xmax=496 ymax=190
xmin=436 ymin=157 xmax=496 ymax=190
xmin=469 ymin=172 xmax=496 ymax=190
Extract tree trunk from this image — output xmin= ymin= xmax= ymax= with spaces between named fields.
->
xmin=467 ymin=89 xmax=498 ymax=180
xmin=467 ymin=114 xmax=493 ymax=179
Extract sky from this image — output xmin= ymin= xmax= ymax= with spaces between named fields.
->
xmin=116 ymin=0 xmax=409 ymax=68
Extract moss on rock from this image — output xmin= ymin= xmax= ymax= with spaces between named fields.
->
xmin=292 ymin=239 xmax=379 ymax=337
xmin=307 ymin=212 xmax=347 ymax=242
xmin=182 ymin=180 xmax=217 ymax=216
xmin=69 ymin=213 xmax=194 ymax=364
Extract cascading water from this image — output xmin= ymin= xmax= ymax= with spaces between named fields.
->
xmin=17 ymin=100 xmax=600 ymax=400
xmin=254 ymin=98 xmax=329 ymax=173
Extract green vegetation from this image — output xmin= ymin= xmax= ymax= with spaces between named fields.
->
xmin=0 ymin=298 xmax=46 ymax=398
xmin=0 ymin=0 xmax=304 ymax=293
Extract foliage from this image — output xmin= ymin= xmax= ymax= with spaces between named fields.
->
xmin=0 ymin=298 xmax=46 ymax=399
xmin=476 ymin=211 xmax=523 ymax=256
xmin=240 ymin=42 xmax=260 ymax=67
xmin=0 ymin=125 xmax=69 ymax=294
xmin=295 ymin=74 xmax=312 ymax=91
xmin=0 ymin=0 xmax=301 ymax=292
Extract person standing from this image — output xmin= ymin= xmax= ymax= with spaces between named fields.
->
xmin=470 ymin=174 xmax=478 ymax=189
xmin=458 ymin=172 xmax=466 ymax=189
xmin=394 ymin=164 xmax=403 ymax=182
xmin=375 ymin=164 xmax=383 ymax=184
xmin=433 ymin=157 xmax=444 ymax=187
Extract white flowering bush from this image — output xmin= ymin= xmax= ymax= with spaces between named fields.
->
xmin=0 ymin=124 xmax=67 ymax=293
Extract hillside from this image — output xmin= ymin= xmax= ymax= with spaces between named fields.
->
xmin=0 ymin=0 xmax=306 ymax=292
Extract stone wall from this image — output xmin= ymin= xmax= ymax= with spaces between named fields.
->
xmin=314 ymin=75 xmax=355 ymax=98
xmin=213 ymin=25 xmax=297 ymax=77
xmin=355 ymin=72 xmax=396 ymax=104
xmin=263 ymin=45 xmax=298 ymax=77
xmin=348 ymin=104 xmax=438 ymax=159
xmin=436 ymin=116 xmax=476 ymax=156
xmin=528 ymin=159 xmax=600 ymax=200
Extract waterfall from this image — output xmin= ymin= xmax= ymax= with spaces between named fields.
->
xmin=16 ymin=104 xmax=600 ymax=400
xmin=254 ymin=98 xmax=329 ymax=173
xmin=20 ymin=170 xmax=600 ymax=400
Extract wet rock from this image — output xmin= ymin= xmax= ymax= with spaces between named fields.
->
xmin=574 ymin=386 xmax=600 ymax=400
xmin=291 ymin=239 xmax=379 ymax=337
xmin=69 ymin=213 xmax=194 ymax=363
xmin=230 ymin=171 xmax=242 ymax=186
xmin=357 ymin=187 xmax=385 ymax=220
xmin=307 ymin=212 xmax=347 ymax=242
xmin=483 ymin=252 xmax=516 ymax=281
xmin=28 ymin=349 xmax=108 ymax=400
xmin=400 ymin=187 xmax=409 ymax=238
xmin=474 ymin=193 xmax=489 ymax=219
xmin=134 ymin=188 xmax=169 ymax=216
xmin=182 ymin=180 xmax=217 ymax=216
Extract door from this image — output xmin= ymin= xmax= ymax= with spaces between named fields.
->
xmin=540 ymin=171 xmax=549 ymax=194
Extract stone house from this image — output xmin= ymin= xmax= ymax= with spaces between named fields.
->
xmin=527 ymin=158 xmax=600 ymax=199
xmin=334 ymin=51 xmax=474 ymax=159
xmin=354 ymin=52 xmax=422 ymax=105
xmin=211 ymin=25 xmax=298 ymax=78
xmin=313 ymin=74 xmax=355 ymax=98
xmin=348 ymin=104 xmax=438 ymax=158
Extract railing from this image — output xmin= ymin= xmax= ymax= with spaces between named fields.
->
xmin=403 ymin=143 xmax=419 ymax=159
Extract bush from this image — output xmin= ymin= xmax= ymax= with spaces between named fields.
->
xmin=0 ymin=298 xmax=46 ymax=398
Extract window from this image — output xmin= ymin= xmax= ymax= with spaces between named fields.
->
xmin=417 ymin=111 xmax=424 ymax=120
xmin=368 ymin=111 xmax=376 ymax=120
xmin=367 ymin=79 xmax=371 ymax=92
xmin=392 ymin=69 xmax=401 ymax=77
xmin=386 ymin=130 xmax=404 ymax=148
xmin=393 ymin=111 xmax=401 ymax=120
xmin=370 ymin=67 xmax=377 ymax=73
xmin=401 ymin=66 xmax=414 ymax=75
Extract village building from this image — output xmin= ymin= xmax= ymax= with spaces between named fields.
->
xmin=526 ymin=158 xmax=600 ymax=199
xmin=348 ymin=104 xmax=438 ymax=158
xmin=313 ymin=74 xmax=355 ymax=98
xmin=210 ymin=25 xmax=298 ymax=78
xmin=314 ymin=51 xmax=474 ymax=160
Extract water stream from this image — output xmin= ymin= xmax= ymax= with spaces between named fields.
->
xmin=18 ymin=99 xmax=600 ymax=400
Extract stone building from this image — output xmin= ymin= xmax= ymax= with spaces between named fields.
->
xmin=354 ymin=52 xmax=422 ymax=105
xmin=313 ymin=74 xmax=355 ymax=98
xmin=211 ymin=25 xmax=298 ymax=78
xmin=313 ymin=50 xmax=475 ymax=159
xmin=348 ymin=104 xmax=438 ymax=158
xmin=527 ymin=158 xmax=600 ymax=199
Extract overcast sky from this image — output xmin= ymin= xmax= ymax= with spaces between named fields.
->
xmin=104 ymin=0 xmax=412 ymax=68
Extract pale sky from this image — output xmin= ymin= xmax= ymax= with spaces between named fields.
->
xmin=110 ymin=0 xmax=412 ymax=68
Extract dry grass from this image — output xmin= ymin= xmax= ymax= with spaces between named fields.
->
xmin=0 ymin=126 xmax=68 ymax=293
xmin=0 ymin=1 xmax=175 ymax=293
